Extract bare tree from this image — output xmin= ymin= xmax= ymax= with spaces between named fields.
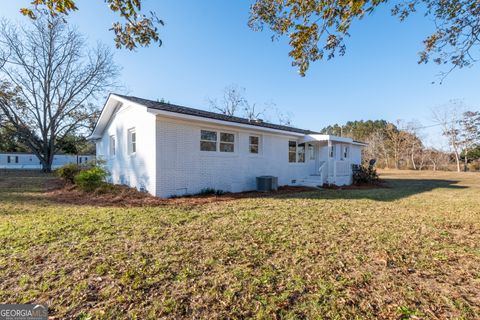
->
xmin=208 ymin=85 xmax=279 ymax=122
xmin=276 ymin=109 xmax=294 ymax=126
xmin=403 ymin=121 xmax=424 ymax=170
xmin=0 ymin=16 xmax=119 ymax=172
xmin=208 ymin=85 xmax=246 ymax=117
xmin=432 ymin=102 xmax=465 ymax=172
xmin=243 ymin=101 xmax=268 ymax=121
xmin=424 ymin=148 xmax=450 ymax=171
xmin=364 ymin=130 xmax=389 ymax=168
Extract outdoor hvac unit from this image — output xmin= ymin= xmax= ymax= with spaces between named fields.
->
xmin=256 ymin=176 xmax=278 ymax=192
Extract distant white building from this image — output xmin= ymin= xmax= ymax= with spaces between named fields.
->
xmin=0 ymin=153 xmax=95 ymax=170
xmin=90 ymin=94 xmax=367 ymax=198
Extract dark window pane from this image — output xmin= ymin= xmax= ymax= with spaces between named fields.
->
xmin=289 ymin=141 xmax=296 ymax=152
xmin=200 ymin=141 xmax=216 ymax=151
xmin=220 ymin=143 xmax=234 ymax=152
xmin=249 ymin=136 xmax=259 ymax=145
xmin=132 ymin=132 xmax=136 ymax=142
xmin=298 ymin=153 xmax=305 ymax=163
xmin=201 ymin=130 xmax=217 ymax=141
xmin=250 ymin=145 xmax=259 ymax=154
xmin=289 ymin=152 xmax=296 ymax=163
xmin=220 ymin=132 xmax=235 ymax=143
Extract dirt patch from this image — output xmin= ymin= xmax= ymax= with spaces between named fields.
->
xmin=45 ymin=184 xmax=319 ymax=207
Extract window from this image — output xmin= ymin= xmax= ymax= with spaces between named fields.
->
xmin=14 ymin=156 xmax=18 ymax=163
xmin=342 ymin=146 xmax=349 ymax=160
xmin=200 ymin=130 xmax=217 ymax=151
xmin=297 ymin=143 xmax=305 ymax=163
xmin=110 ymin=135 xmax=116 ymax=156
xmin=79 ymin=157 xmax=82 ymax=164
xmin=308 ymin=144 xmax=315 ymax=160
xmin=249 ymin=136 xmax=259 ymax=154
xmin=329 ymin=145 xmax=335 ymax=158
xmin=200 ymin=130 xmax=235 ymax=152
xmin=220 ymin=133 xmax=235 ymax=152
xmin=7 ymin=156 xmax=10 ymax=164
xmin=128 ymin=128 xmax=137 ymax=154
xmin=288 ymin=141 xmax=297 ymax=163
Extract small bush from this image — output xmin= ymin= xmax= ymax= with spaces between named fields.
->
xmin=56 ymin=163 xmax=82 ymax=184
xmin=198 ymin=188 xmax=225 ymax=196
xmin=74 ymin=167 xmax=108 ymax=192
xmin=352 ymin=165 xmax=379 ymax=185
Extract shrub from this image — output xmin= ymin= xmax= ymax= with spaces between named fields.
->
xmin=198 ymin=188 xmax=225 ymax=196
xmin=74 ymin=167 xmax=108 ymax=192
xmin=352 ymin=165 xmax=379 ymax=185
xmin=56 ymin=163 xmax=82 ymax=184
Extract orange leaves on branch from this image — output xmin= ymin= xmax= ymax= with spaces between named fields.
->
xmin=19 ymin=0 xmax=163 ymax=50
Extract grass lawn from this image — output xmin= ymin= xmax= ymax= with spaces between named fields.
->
xmin=0 ymin=170 xmax=479 ymax=319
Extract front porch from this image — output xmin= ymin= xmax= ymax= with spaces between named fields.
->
xmin=292 ymin=135 xmax=357 ymax=188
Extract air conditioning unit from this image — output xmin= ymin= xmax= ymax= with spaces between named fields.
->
xmin=256 ymin=176 xmax=278 ymax=192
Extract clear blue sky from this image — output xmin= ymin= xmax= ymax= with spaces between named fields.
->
xmin=2 ymin=1 xmax=480 ymax=147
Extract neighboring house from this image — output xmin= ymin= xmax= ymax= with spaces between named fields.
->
xmin=0 ymin=153 xmax=95 ymax=170
xmin=89 ymin=94 xmax=367 ymax=198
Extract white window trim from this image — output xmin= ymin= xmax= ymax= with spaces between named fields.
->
xmin=288 ymin=140 xmax=297 ymax=163
xmin=341 ymin=145 xmax=350 ymax=160
xmin=329 ymin=144 xmax=336 ymax=159
xmin=288 ymin=141 xmax=307 ymax=164
xmin=297 ymin=143 xmax=306 ymax=163
xmin=110 ymin=135 xmax=116 ymax=157
xmin=128 ymin=128 xmax=137 ymax=155
xmin=249 ymin=135 xmax=261 ymax=155
xmin=200 ymin=129 xmax=236 ymax=154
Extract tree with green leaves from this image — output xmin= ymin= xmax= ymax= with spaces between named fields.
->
xmin=16 ymin=1 xmax=480 ymax=78
xmin=460 ymin=111 xmax=480 ymax=170
xmin=250 ymin=0 xmax=480 ymax=77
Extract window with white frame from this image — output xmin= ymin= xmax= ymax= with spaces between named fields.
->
xmin=249 ymin=136 xmax=259 ymax=154
xmin=329 ymin=144 xmax=335 ymax=158
xmin=342 ymin=145 xmax=349 ymax=160
xmin=200 ymin=130 xmax=217 ymax=152
xmin=128 ymin=128 xmax=136 ymax=154
xmin=220 ymin=132 xmax=235 ymax=152
xmin=288 ymin=141 xmax=297 ymax=163
xmin=200 ymin=130 xmax=235 ymax=152
xmin=297 ymin=143 xmax=306 ymax=163
xmin=110 ymin=135 xmax=116 ymax=156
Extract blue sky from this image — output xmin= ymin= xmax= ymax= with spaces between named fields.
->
xmin=2 ymin=1 xmax=480 ymax=147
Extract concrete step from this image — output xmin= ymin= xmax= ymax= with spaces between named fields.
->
xmin=293 ymin=177 xmax=324 ymax=188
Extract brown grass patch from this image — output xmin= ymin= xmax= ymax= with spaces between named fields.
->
xmin=45 ymin=183 xmax=318 ymax=207
xmin=1 ymin=169 xmax=479 ymax=319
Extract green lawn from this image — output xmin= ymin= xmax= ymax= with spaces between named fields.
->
xmin=0 ymin=170 xmax=479 ymax=319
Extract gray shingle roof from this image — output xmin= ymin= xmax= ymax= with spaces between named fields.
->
xmin=116 ymin=94 xmax=318 ymax=135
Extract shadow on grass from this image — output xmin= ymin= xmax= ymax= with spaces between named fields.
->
xmin=270 ymin=178 xmax=467 ymax=202
xmin=0 ymin=177 xmax=469 ymax=210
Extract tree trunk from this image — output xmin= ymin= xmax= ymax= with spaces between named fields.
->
xmin=464 ymin=150 xmax=468 ymax=172
xmin=411 ymin=148 xmax=417 ymax=170
xmin=454 ymin=151 xmax=461 ymax=172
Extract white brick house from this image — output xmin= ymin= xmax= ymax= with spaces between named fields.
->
xmin=89 ymin=94 xmax=367 ymax=198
